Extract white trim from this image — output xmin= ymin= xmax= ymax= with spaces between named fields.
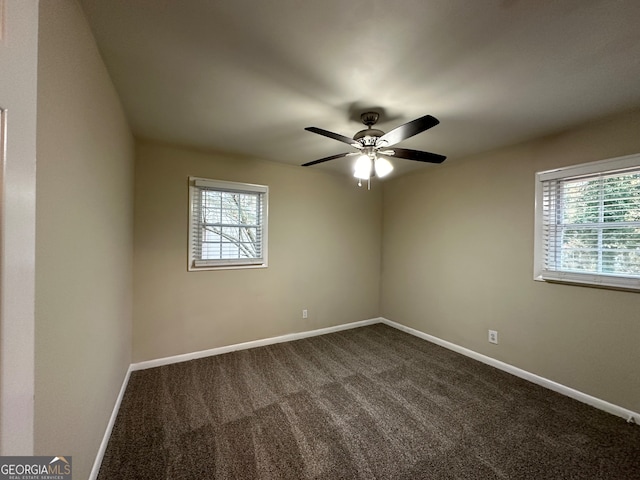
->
xmin=131 ymin=316 xmax=639 ymax=424
xmin=131 ymin=318 xmax=382 ymax=371
xmin=538 ymin=152 xmax=640 ymax=182
xmin=536 ymin=270 xmax=640 ymax=292
xmin=188 ymin=176 xmax=269 ymax=271
xmin=379 ymin=318 xmax=640 ymax=425
xmin=0 ymin=0 xmax=38 ymax=454
xmin=533 ymin=153 xmax=640 ymax=291
xmin=89 ymin=365 xmax=133 ymax=480
xmin=193 ymin=177 xmax=268 ymax=194
xmin=93 ymin=316 xmax=639 ymax=474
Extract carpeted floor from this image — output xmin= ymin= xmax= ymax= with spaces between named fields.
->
xmin=98 ymin=324 xmax=640 ymax=479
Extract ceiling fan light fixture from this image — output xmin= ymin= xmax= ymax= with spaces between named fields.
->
xmin=353 ymin=155 xmax=372 ymax=179
xmin=374 ymin=157 xmax=393 ymax=178
xmin=303 ymin=111 xmax=445 ymax=188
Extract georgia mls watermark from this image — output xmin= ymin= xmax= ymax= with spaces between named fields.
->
xmin=0 ymin=456 xmax=71 ymax=480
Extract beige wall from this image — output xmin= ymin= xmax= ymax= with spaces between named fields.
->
xmin=381 ymin=108 xmax=640 ymax=413
xmin=27 ymin=2 xmax=640 ymax=474
xmin=133 ymin=141 xmax=382 ymax=362
xmin=35 ymin=1 xmax=134 ymax=478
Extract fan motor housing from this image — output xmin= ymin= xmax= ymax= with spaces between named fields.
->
xmin=353 ymin=128 xmax=384 ymax=144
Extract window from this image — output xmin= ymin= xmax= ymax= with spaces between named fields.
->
xmin=189 ymin=177 xmax=268 ymax=270
xmin=534 ymin=153 xmax=640 ymax=291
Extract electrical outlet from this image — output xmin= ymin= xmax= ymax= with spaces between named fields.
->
xmin=302 ymin=309 xmax=308 ymax=319
xmin=488 ymin=330 xmax=498 ymax=344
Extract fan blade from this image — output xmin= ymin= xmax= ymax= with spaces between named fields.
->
xmin=377 ymin=115 xmax=439 ymax=147
xmin=388 ymin=147 xmax=446 ymax=164
xmin=305 ymin=127 xmax=360 ymax=147
xmin=302 ymin=152 xmax=351 ymax=167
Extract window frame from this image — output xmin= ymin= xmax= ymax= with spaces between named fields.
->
xmin=188 ymin=177 xmax=269 ymax=271
xmin=534 ymin=153 xmax=640 ymax=292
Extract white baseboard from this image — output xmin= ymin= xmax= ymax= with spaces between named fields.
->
xmin=92 ymin=316 xmax=639 ymax=477
xmin=130 ymin=317 xmax=382 ymax=371
xmin=91 ymin=319 xmax=380 ymax=476
xmin=89 ymin=364 xmax=133 ymax=480
xmin=379 ymin=317 xmax=640 ymax=425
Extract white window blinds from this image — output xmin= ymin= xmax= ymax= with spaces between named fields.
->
xmin=189 ymin=178 xmax=268 ymax=270
xmin=535 ymin=154 xmax=640 ymax=291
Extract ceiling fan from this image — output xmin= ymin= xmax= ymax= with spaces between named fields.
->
xmin=302 ymin=111 xmax=446 ymax=187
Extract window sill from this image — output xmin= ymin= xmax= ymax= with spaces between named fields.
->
xmin=188 ymin=263 xmax=268 ymax=272
xmin=534 ymin=273 xmax=640 ymax=293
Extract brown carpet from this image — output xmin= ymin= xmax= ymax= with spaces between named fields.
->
xmin=98 ymin=324 xmax=640 ymax=479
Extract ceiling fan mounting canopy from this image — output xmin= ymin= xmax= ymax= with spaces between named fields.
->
xmin=302 ymin=110 xmax=446 ymax=169
xmin=360 ymin=111 xmax=380 ymax=127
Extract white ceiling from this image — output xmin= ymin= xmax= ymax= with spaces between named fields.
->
xmin=79 ymin=0 xmax=640 ymax=178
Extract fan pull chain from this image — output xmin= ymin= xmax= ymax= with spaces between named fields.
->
xmin=356 ymin=178 xmax=372 ymax=190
